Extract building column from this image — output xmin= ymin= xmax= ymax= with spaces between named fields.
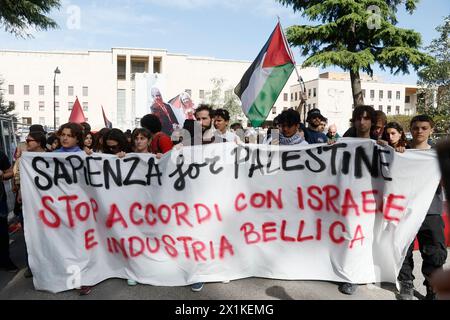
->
xmin=125 ymin=55 xmax=132 ymax=129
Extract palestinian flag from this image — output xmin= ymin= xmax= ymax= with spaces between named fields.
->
xmin=234 ymin=22 xmax=295 ymax=127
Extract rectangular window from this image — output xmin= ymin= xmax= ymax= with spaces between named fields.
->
xmin=55 ymin=117 xmax=60 ymax=127
xmin=24 ymin=85 xmax=29 ymax=95
xmin=24 ymin=101 xmax=30 ymax=111
xmin=387 ymin=105 xmax=392 ymax=114
xmin=9 ymin=101 xmax=15 ymax=109
xmin=22 ymin=117 xmax=32 ymax=125
xmin=313 ymin=103 xmax=316 ymax=108
xmin=82 ymin=102 xmax=88 ymax=112
xmin=378 ymin=105 xmax=383 ymax=111
xmin=185 ymin=89 xmax=192 ymax=96
xmin=313 ymin=88 xmax=317 ymax=97
xmin=68 ymin=102 xmax=73 ymax=111
xmin=39 ymin=85 xmax=44 ymax=95
xmin=370 ymin=90 xmax=375 ymax=99
xmin=131 ymin=61 xmax=146 ymax=74
xmin=284 ymin=93 xmax=288 ymax=101
xmin=308 ymin=89 xmax=311 ymax=98
xmin=388 ymin=90 xmax=392 ymax=99
xmin=8 ymin=85 xmax=14 ymax=95
xmin=379 ymin=90 xmax=383 ymax=99
xmin=39 ymin=117 xmax=45 ymax=125
xmin=291 ymin=93 xmax=293 ymax=101
xmin=68 ymin=86 xmax=74 ymax=96
xmin=396 ymin=91 xmax=401 ymax=100
xmin=405 ymin=96 xmax=411 ymax=103
xmin=117 ymin=57 xmax=126 ymax=80
xmin=55 ymin=101 xmax=60 ymax=111
xmin=153 ymin=57 xmax=162 ymax=73
xmin=272 ymin=106 xmax=276 ymax=114
xmin=55 ymin=86 xmax=59 ymax=96
xmin=362 ymin=89 xmax=366 ymax=98
xmin=295 ymin=92 xmax=298 ymax=101
xmin=83 ymin=86 xmax=88 ymax=97
xmin=39 ymin=101 xmax=45 ymax=111
xmin=199 ymin=90 xmax=205 ymax=99
xmin=396 ymin=105 xmax=400 ymax=114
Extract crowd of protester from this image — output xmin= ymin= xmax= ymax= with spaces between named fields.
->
xmin=0 ymin=103 xmax=448 ymax=299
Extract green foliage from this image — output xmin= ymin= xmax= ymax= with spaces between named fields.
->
xmin=432 ymin=114 xmax=450 ymax=135
xmin=386 ymin=115 xmax=414 ymax=132
xmin=278 ymin=0 xmax=431 ymax=74
xmin=277 ymin=0 xmax=433 ymax=106
xmin=223 ymin=89 xmax=245 ymax=124
xmin=0 ymin=77 xmax=15 ymax=116
xmin=205 ymin=78 xmax=224 ymax=109
xmin=206 ymin=78 xmax=245 ymax=124
xmin=0 ymin=0 xmax=61 ymax=38
xmin=417 ymin=15 xmax=450 ymax=133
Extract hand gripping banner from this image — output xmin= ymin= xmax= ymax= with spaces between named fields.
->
xmin=20 ymin=139 xmax=440 ymax=293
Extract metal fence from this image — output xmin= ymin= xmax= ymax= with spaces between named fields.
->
xmin=0 ymin=115 xmax=16 ymax=161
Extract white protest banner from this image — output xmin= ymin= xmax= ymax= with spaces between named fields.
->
xmin=20 ymin=139 xmax=440 ymax=293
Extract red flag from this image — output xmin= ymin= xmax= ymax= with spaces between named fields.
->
xmin=68 ymin=97 xmax=86 ymax=123
xmin=102 ymin=106 xmax=112 ymax=128
xmin=262 ymin=22 xmax=295 ymax=68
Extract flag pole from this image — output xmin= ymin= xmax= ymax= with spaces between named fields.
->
xmin=279 ymin=19 xmax=308 ymax=122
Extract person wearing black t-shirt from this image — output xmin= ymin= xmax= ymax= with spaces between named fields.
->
xmin=300 ymin=108 xmax=328 ymax=144
xmin=338 ymin=105 xmax=377 ymax=295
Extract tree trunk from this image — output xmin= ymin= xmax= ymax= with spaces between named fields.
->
xmin=350 ymin=70 xmax=365 ymax=107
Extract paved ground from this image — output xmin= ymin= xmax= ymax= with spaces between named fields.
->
xmin=1 ymin=230 xmax=448 ymax=300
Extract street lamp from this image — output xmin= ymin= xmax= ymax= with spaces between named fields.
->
xmin=53 ymin=67 xmax=61 ymax=131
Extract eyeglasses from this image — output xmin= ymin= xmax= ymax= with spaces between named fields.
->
xmin=106 ymin=144 xmax=121 ymax=152
xmin=26 ymin=139 xmax=36 ymax=143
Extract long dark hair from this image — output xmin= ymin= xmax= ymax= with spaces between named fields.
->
xmin=93 ymin=128 xmax=111 ymax=152
xmin=384 ymin=122 xmax=407 ymax=147
xmin=28 ymin=131 xmax=47 ymax=150
xmin=104 ymin=128 xmax=129 ymax=154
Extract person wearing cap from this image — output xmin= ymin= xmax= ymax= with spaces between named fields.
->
xmin=301 ymin=108 xmax=328 ymax=144
xmin=150 ymin=87 xmax=179 ymax=136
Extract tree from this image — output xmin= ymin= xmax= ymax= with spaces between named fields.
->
xmin=206 ymin=78 xmax=246 ymax=123
xmin=223 ymin=89 xmax=245 ymax=124
xmin=0 ymin=77 xmax=15 ymax=116
xmin=277 ymin=0 xmax=433 ymax=107
xmin=0 ymin=0 xmax=61 ymax=38
xmin=417 ymin=15 xmax=450 ymax=134
xmin=205 ymin=78 xmax=224 ymax=109
xmin=387 ymin=115 xmax=413 ymax=133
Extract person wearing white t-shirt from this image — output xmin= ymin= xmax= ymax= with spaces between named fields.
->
xmin=213 ymin=108 xmax=241 ymax=144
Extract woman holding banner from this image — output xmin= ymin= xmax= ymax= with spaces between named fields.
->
xmin=55 ymin=123 xmax=93 ymax=296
